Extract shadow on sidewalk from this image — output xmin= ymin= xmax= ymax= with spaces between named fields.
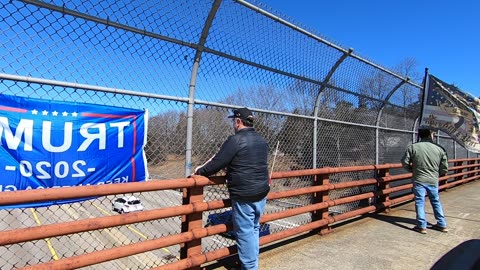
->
xmin=366 ymin=212 xmax=416 ymax=231
xmin=201 ymin=232 xmax=317 ymax=270
xmin=430 ymin=239 xmax=480 ymax=270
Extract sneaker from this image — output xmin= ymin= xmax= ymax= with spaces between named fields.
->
xmin=412 ymin=226 xmax=427 ymax=234
xmin=431 ymin=224 xmax=449 ymax=233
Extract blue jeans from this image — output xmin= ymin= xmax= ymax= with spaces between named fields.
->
xmin=231 ymin=197 xmax=267 ymax=270
xmin=412 ymin=182 xmax=447 ymax=228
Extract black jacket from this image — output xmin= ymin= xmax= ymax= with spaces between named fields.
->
xmin=196 ymin=127 xmax=270 ymax=202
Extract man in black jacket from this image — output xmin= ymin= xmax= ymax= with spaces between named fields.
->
xmin=195 ymin=107 xmax=269 ymax=270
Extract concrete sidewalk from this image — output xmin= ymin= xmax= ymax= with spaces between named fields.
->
xmin=257 ymin=180 xmax=480 ymax=270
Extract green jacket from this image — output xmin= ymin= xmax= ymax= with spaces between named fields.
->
xmin=401 ymin=138 xmax=448 ymax=185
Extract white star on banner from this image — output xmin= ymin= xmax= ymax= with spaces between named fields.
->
xmin=29 ymin=109 xmax=80 ymax=117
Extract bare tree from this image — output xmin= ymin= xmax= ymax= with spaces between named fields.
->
xmin=392 ymin=57 xmax=421 ymax=82
xmin=146 ymin=111 xmax=182 ymax=164
xmin=223 ymin=85 xmax=286 ymax=112
xmin=392 ymin=57 xmax=422 ymax=128
xmin=358 ymin=71 xmax=395 ymax=110
xmin=222 ymin=84 xmax=286 ymax=138
xmin=191 ymin=108 xmax=232 ymax=162
xmin=392 ymin=57 xmax=422 ymax=107
xmin=284 ymin=80 xmax=318 ymax=115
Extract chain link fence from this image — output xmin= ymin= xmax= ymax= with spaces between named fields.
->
xmin=0 ymin=0 xmax=475 ymax=268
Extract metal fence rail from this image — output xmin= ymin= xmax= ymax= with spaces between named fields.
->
xmin=1 ymin=0 xmax=472 ymax=173
xmin=0 ymin=0 xmax=477 ymax=269
xmin=0 ymin=159 xmax=478 ymax=269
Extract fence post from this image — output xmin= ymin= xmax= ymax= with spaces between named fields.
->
xmin=376 ymin=167 xmax=390 ymax=212
xmin=312 ymin=172 xmax=332 ymax=235
xmin=474 ymin=159 xmax=480 ymax=178
xmin=467 ymin=159 xmax=476 ymax=181
xmin=451 ymin=160 xmax=464 ymax=189
xmin=180 ymin=182 xmax=204 ymax=270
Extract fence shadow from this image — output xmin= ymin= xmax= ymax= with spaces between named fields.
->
xmin=366 ymin=211 xmax=416 ymax=231
xmin=430 ymin=239 xmax=480 ymax=270
xmin=202 ymin=232 xmax=318 ymax=270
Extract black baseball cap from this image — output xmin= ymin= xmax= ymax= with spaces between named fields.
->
xmin=228 ymin=107 xmax=254 ymax=121
xmin=418 ymin=126 xmax=432 ymax=133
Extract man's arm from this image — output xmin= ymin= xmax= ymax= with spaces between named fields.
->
xmin=401 ymin=146 xmax=413 ymax=172
xmin=439 ymin=151 xmax=449 ymax=176
xmin=195 ymin=136 xmax=237 ymax=176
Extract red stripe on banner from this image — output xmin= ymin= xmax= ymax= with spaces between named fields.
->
xmin=131 ymin=157 xmax=136 ymax=182
xmin=132 ymin=118 xmax=137 ymax=154
xmin=82 ymin=112 xmax=141 ymax=181
xmin=0 ymin=105 xmax=28 ymax=113
xmin=132 ymin=118 xmax=137 ymax=181
xmin=81 ymin=113 xmax=135 ymax=119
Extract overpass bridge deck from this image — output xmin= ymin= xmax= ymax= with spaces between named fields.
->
xmin=208 ymin=180 xmax=480 ymax=270
xmin=256 ymin=180 xmax=480 ymax=270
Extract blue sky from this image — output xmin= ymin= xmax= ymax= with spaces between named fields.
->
xmin=258 ymin=0 xmax=479 ymax=96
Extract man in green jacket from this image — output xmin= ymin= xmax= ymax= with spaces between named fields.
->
xmin=401 ymin=128 xmax=449 ymax=234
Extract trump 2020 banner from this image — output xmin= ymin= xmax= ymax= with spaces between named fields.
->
xmin=420 ymin=74 xmax=480 ymax=153
xmin=0 ymin=94 xmax=148 ymax=208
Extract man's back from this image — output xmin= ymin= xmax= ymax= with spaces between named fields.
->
xmin=226 ymin=128 xmax=269 ymax=200
xmin=401 ymin=140 xmax=448 ymax=185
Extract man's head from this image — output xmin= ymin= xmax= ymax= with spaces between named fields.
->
xmin=418 ymin=128 xmax=433 ymax=139
xmin=228 ymin=107 xmax=254 ymax=131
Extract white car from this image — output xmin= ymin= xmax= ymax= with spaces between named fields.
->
xmin=112 ymin=196 xmax=144 ymax=214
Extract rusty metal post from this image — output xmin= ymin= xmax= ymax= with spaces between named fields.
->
xmin=180 ymin=178 xmax=204 ymax=270
xmin=451 ymin=161 xmax=464 ymax=189
xmin=312 ymin=172 xmax=332 ymax=235
xmin=467 ymin=160 xmax=476 ymax=180
xmin=376 ymin=167 xmax=390 ymax=212
xmin=474 ymin=159 xmax=480 ymax=178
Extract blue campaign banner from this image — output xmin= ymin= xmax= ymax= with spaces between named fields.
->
xmin=0 ymin=94 xmax=148 ymax=208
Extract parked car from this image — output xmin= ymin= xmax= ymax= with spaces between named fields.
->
xmin=112 ymin=196 xmax=144 ymax=214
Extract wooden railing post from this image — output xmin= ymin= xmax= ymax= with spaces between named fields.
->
xmin=376 ymin=167 xmax=390 ymax=213
xmin=180 ymin=178 xmax=204 ymax=270
xmin=312 ymin=171 xmax=332 ymax=235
